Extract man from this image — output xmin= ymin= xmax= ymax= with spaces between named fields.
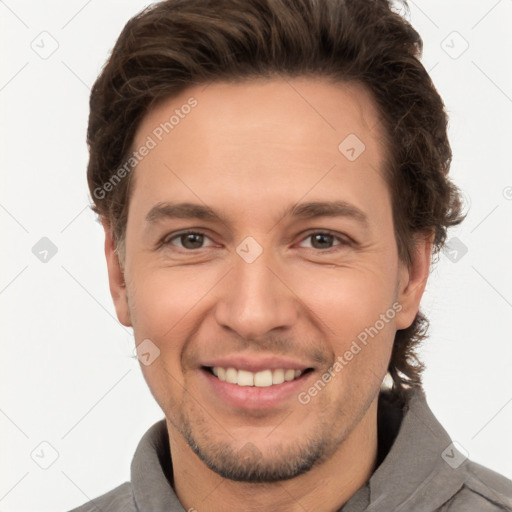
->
xmin=72 ymin=0 xmax=512 ymax=510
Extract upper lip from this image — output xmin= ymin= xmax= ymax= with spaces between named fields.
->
xmin=201 ymin=355 xmax=315 ymax=373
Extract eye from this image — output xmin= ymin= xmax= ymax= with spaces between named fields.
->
xmin=161 ymin=229 xmax=351 ymax=252
xmin=163 ymin=230 xmax=215 ymax=250
xmin=298 ymin=231 xmax=349 ymax=250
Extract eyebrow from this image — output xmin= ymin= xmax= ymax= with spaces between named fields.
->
xmin=145 ymin=200 xmax=369 ymax=227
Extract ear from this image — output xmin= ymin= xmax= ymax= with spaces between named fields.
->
xmin=395 ymin=232 xmax=433 ymax=330
xmin=102 ymin=219 xmax=132 ymax=327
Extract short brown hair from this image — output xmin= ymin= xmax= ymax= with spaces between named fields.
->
xmin=87 ymin=0 xmax=465 ymax=397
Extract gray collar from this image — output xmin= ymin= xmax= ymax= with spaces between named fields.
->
xmin=365 ymin=386 xmax=466 ymax=511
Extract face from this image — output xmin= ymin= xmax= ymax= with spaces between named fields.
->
xmin=104 ymin=78 xmax=430 ymax=482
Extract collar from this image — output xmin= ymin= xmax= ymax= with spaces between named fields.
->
xmin=367 ymin=386 xmax=467 ymax=510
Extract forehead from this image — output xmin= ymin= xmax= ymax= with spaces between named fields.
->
xmin=135 ymin=77 xmax=386 ymax=158
xmin=128 ymin=78 xmax=389 ymax=225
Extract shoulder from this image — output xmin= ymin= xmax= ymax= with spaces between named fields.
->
xmin=441 ymin=461 xmax=512 ymax=511
xmin=67 ymin=482 xmax=135 ymax=512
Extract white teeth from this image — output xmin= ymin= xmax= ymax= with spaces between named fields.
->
xmin=225 ymin=367 xmax=237 ymax=384
xmin=284 ymin=369 xmax=296 ymax=382
xmin=237 ymin=370 xmax=254 ymax=386
xmin=211 ymin=367 xmax=305 ymax=387
xmin=254 ymin=370 xmax=273 ymax=387
xmin=272 ymin=368 xmax=285 ymax=385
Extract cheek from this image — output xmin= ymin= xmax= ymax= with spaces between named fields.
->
xmin=129 ymin=270 xmax=204 ymax=405
xmin=293 ymin=263 xmax=398 ymax=337
xmin=289 ymin=259 xmax=398 ymax=380
xmin=128 ymin=266 xmax=214 ymax=338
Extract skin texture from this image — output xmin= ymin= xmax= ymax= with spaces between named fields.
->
xmin=103 ymin=78 xmax=432 ymax=512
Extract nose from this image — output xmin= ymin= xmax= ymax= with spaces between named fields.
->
xmin=214 ymin=247 xmax=298 ymax=340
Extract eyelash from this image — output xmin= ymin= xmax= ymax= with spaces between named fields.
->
xmin=161 ymin=229 xmax=352 ymax=252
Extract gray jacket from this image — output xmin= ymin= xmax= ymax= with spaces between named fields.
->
xmin=69 ymin=387 xmax=512 ymax=511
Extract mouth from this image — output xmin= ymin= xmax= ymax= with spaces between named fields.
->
xmin=202 ymin=366 xmax=314 ymax=387
xmin=198 ymin=355 xmax=317 ymax=410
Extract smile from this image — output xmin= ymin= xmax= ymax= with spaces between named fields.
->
xmin=206 ymin=366 xmax=310 ymax=387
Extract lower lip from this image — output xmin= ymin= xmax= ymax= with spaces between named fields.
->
xmin=200 ymin=368 xmax=314 ymax=410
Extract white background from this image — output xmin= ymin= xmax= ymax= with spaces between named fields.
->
xmin=1 ymin=1 xmax=511 ymax=511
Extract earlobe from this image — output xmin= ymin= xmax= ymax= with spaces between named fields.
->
xmin=395 ymin=232 xmax=433 ymax=330
xmin=102 ymin=219 xmax=132 ymax=327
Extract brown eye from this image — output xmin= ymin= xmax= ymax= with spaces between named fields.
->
xmin=310 ymin=233 xmax=335 ymax=249
xmin=298 ymin=231 xmax=346 ymax=251
xmin=179 ymin=233 xmax=204 ymax=249
xmin=164 ymin=231 xmax=213 ymax=250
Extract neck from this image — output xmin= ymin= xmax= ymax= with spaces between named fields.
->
xmin=167 ymin=397 xmax=379 ymax=512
